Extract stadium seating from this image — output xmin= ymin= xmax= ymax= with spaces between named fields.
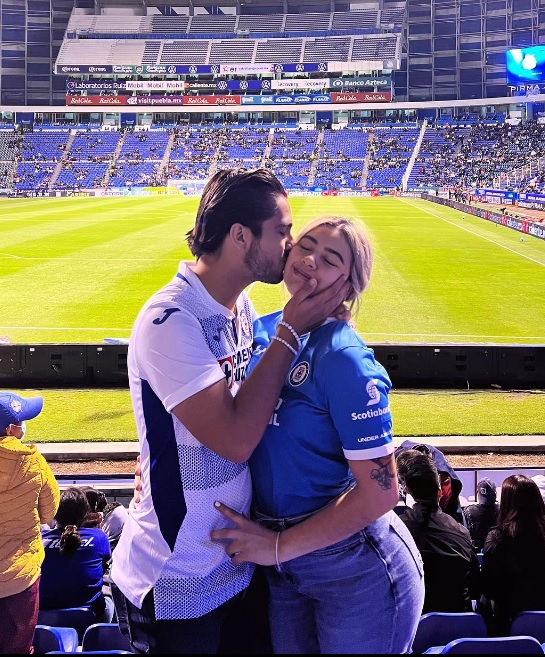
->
xmin=47 ymin=650 xmax=135 ymax=655
xmin=66 ymin=8 xmax=399 ymax=38
xmin=511 ymin=612 xmax=545 ymax=644
xmin=367 ymin=126 xmax=420 ymax=188
xmin=7 ymin=118 xmax=545 ymax=195
xmin=38 ymin=606 xmax=98 ymax=644
xmin=33 ymin=624 xmax=79 ymax=654
xmin=423 ymin=635 xmax=545 ymax=654
xmin=412 ymin=612 xmax=488 ymax=654
xmin=82 ymin=623 xmax=133 ymax=653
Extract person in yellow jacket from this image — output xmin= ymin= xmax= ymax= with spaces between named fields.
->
xmin=0 ymin=391 xmax=60 ymax=655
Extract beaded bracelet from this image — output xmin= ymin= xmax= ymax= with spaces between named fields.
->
xmin=272 ymin=335 xmax=298 ymax=357
xmin=278 ymin=320 xmax=302 ymax=350
xmin=275 ymin=531 xmax=282 ymax=569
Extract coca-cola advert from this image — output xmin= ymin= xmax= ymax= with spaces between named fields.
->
xmin=66 ymin=95 xmax=242 ymax=107
xmin=66 ymin=95 xmax=130 ymax=106
xmin=182 ymin=95 xmax=241 ymax=106
xmin=331 ymin=92 xmax=392 ymax=103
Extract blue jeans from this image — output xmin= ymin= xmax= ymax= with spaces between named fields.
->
xmin=256 ymin=509 xmax=425 ymax=654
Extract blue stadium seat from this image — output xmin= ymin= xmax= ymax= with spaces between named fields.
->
xmin=423 ymin=635 xmax=545 ymax=654
xmin=38 ymin=606 xmax=98 ymax=643
xmin=511 ymin=612 xmax=545 ymax=643
xmin=47 ymin=650 xmax=135 ymax=655
xmin=412 ymin=612 xmax=488 ymax=654
xmin=32 ymin=624 xmax=79 ymax=654
xmin=82 ymin=623 xmax=133 ymax=653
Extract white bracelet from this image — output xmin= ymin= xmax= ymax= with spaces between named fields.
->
xmin=278 ymin=320 xmax=302 ymax=350
xmin=272 ymin=335 xmax=298 ymax=357
xmin=275 ymin=531 xmax=282 ymax=569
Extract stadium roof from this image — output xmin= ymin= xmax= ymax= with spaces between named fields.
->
xmin=96 ymin=0 xmax=370 ymax=8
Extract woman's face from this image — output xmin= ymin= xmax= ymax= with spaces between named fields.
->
xmin=283 ymin=224 xmax=352 ymax=297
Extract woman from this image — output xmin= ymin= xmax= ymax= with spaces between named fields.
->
xmin=80 ymin=485 xmax=108 ymax=528
xmin=40 ymin=486 xmax=114 ymax=622
xmin=480 ymin=474 xmax=545 ymax=636
xmin=211 ymin=215 xmax=425 ymax=654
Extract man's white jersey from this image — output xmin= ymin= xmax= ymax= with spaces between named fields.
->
xmin=111 ymin=262 xmax=256 ymax=620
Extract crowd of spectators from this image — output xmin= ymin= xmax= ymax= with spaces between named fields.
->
xmin=6 ymin=119 xmax=545 ymax=195
xmin=409 ymin=121 xmax=545 ymax=191
xmin=367 ymin=126 xmax=420 ymax=188
xmin=393 ymin=444 xmax=545 ymax=638
xmin=2 ymin=383 xmax=545 ymax=652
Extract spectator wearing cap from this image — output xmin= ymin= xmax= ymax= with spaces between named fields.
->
xmin=463 ymin=478 xmax=500 ymax=551
xmin=0 ymin=392 xmax=60 ymax=654
xmin=397 ymin=440 xmax=465 ymax=524
xmin=397 ymin=451 xmax=481 ymax=614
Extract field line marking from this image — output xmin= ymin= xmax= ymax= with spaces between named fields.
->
xmin=0 ymin=326 xmax=132 ymax=331
xmin=0 ymin=256 xmax=181 ymax=261
xmin=398 ymin=198 xmax=545 ymax=268
xmin=360 ymin=331 xmax=545 ymax=340
xmin=1 ymin=326 xmax=544 ymax=341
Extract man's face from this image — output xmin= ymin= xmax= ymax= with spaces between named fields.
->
xmin=244 ymin=194 xmax=293 ymax=284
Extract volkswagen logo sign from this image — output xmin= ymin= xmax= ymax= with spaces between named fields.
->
xmin=189 ymin=65 xmax=197 ymax=74
xmin=262 ymin=80 xmax=271 ymax=89
xmin=211 ymin=65 xmax=219 ymax=74
xmin=274 ymin=64 xmax=284 ymax=72
xmin=296 ymin=63 xmax=304 ymax=72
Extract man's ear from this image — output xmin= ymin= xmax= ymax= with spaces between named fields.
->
xmin=229 ymin=223 xmax=252 ymax=252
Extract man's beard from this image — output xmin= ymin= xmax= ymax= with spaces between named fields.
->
xmin=244 ymin=238 xmax=285 ymax=284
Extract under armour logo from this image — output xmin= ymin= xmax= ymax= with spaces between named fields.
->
xmin=152 ymin=308 xmax=181 ymax=325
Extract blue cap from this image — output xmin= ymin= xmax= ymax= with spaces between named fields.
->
xmin=0 ymin=392 xmax=43 ymax=428
xmin=477 ymin=478 xmax=497 ymax=505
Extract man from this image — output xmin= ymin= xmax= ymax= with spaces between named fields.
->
xmin=398 ymin=440 xmax=465 ymax=523
xmin=0 ymin=391 xmax=60 ymax=654
xmin=463 ymin=477 xmax=500 ymax=551
xmin=110 ymin=168 xmax=349 ymax=654
xmin=397 ymin=451 xmax=480 ymax=614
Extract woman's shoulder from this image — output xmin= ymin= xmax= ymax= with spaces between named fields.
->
xmin=316 ymin=321 xmax=390 ymax=379
xmin=254 ymin=309 xmax=282 ymax=329
xmin=320 ymin=320 xmax=376 ymax=357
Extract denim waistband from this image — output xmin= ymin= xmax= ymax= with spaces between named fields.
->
xmin=252 ymin=508 xmax=319 ymax=531
xmin=252 ymin=485 xmax=356 ymax=532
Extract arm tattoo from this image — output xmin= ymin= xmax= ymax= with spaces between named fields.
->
xmin=370 ymin=456 xmax=395 ymax=491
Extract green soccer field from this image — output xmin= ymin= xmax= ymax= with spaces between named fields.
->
xmin=3 ymin=194 xmax=545 ymax=441
xmin=2 ymin=194 xmax=545 ymax=345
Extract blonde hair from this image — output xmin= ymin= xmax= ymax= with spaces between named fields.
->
xmin=294 ymin=215 xmax=373 ymax=315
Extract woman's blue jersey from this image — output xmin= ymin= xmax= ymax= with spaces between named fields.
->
xmin=248 ymin=311 xmax=394 ymax=518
